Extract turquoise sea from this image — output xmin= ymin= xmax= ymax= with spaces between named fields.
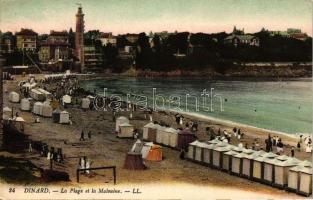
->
xmin=80 ymin=77 xmax=312 ymax=135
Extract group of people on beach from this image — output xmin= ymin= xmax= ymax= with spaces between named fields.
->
xmin=298 ymin=135 xmax=312 ymax=153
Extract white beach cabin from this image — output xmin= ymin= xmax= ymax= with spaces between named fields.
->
xmin=223 ymin=150 xmax=237 ymax=172
xmin=32 ymin=102 xmax=43 ymax=115
xmin=287 ymin=160 xmax=312 ymax=196
xmin=81 ymin=98 xmax=91 ymax=109
xmin=156 ymin=126 xmax=166 ymax=144
xmin=37 ymin=88 xmax=52 ymax=100
xmin=203 ymin=143 xmax=216 ymax=166
xmin=212 ymin=142 xmax=231 ymax=169
xmin=42 ymin=101 xmax=53 ymax=117
xmin=143 ymin=122 xmax=155 ymax=140
xmin=20 ymin=98 xmax=31 ymax=111
xmin=272 ymin=157 xmax=300 ymax=188
xmin=163 ymin=127 xmax=178 ymax=146
xmin=118 ymin=122 xmax=134 ymax=138
xmin=9 ymin=91 xmax=20 ymax=103
xmin=115 ymin=116 xmax=129 ymax=132
xmin=242 ymin=150 xmax=265 ymax=179
xmin=30 ymin=89 xmax=45 ymax=101
xmin=187 ymin=140 xmax=200 ymax=161
xmin=59 ymin=111 xmax=70 ymax=124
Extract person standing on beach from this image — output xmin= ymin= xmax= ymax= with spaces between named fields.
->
xmin=268 ymin=135 xmax=273 ymax=151
xmin=175 ymin=114 xmax=180 ymax=125
xmin=291 ymin=147 xmax=295 ymax=157
xmin=179 ymin=149 xmax=185 ymax=160
xmin=88 ymin=131 xmax=91 ymax=139
xmin=28 ymin=142 xmax=32 ymax=153
xmin=80 ymin=130 xmax=85 ymax=141
xmin=297 ymin=142 xmax=301 ymax=151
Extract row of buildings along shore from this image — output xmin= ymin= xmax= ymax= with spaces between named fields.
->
xmin=0 ymin=6 xmax=311 ymax=73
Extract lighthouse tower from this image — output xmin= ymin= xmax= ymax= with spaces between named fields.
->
xmin=75 ymin=5 xmax=85 ymax=72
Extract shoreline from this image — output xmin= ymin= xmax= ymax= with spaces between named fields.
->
xmin=167 ymin=109 xmax=307 ymax=140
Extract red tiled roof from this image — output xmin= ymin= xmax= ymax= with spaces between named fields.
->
xmin=16 ymin=29 xmax=38 ymax=36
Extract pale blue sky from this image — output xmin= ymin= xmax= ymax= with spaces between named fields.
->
xmin=0 ymin=0 xmax=312 ymax=35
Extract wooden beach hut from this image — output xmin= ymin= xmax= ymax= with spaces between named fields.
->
xmin=241 ymin=150 xmax=265 ymax=179
xmin=212 ymin=142 xmax=231 ymax=169
xmin=156 ymin=126 xmax=166 ymax=144
xmin=223 ymin=150 xmax=237 ymax=172
xmin=252 ymin=152 xmax=277 ymax=183
xmin=287 ymin=161 xmax=312 ymax=196
xmin=163 ymin=127 xmax=178 ymax=146
xmin=148 ymin=124 xmax=159 ymax=143
xmin=124 ymin=152 xmax=146 ymax=170
xmin=115 ymin=116 xmax=129 ymax=132
xmin=203 ymin=143 xmax=216 ymax=167
xmin=194 ymin=142 xmax=213 ymax=164
xmin=42 ymin=102 xmax=53 ymax=117
xmin=169 ymin=128 xmax=179 ymax=148
xmin=9 ymin=91 xmax=20 ymax=103
xmin=142 ymin=122 xmax=155 ymax=141
xmin=272 ymin=157 xmax=300 ymax=188
xmin=20 ymin=98 xmax=30 ymax=111
xmin=30 ymin=89 xmax=45 ymax=101
xmin=118 ymin=122 xmax=134 ymax=138
xmin=62 ymin=95 xmax=71 ymax=104
xmin=187 ymin=140 xmax=200 ymax=161
xmin=59 ymin=111 xmax=70 ymax=124
xmin=81 ymin=98 xmax=91 ymax=109
xmin=161 ymin=127 xmax=172 ymax=146
xmin=32 ymin=102 xmax=43 ymax=115
xmin=177 ymin=129 xmax=196 ymax=151
xmin=37 ymin=88 xmax=52 ymax=100
xmin=231 ymin=152 xmax=246 ymax=176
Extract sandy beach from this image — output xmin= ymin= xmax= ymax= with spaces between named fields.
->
xmin=1 ymin=74 xmax=311 ymax=198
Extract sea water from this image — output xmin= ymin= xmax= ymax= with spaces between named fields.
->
xmin=80 ymin=77 xmax=312 ymax=135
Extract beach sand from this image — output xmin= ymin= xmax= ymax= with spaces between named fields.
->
xmin=1 ymin=74 xmax=311 ymax=198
